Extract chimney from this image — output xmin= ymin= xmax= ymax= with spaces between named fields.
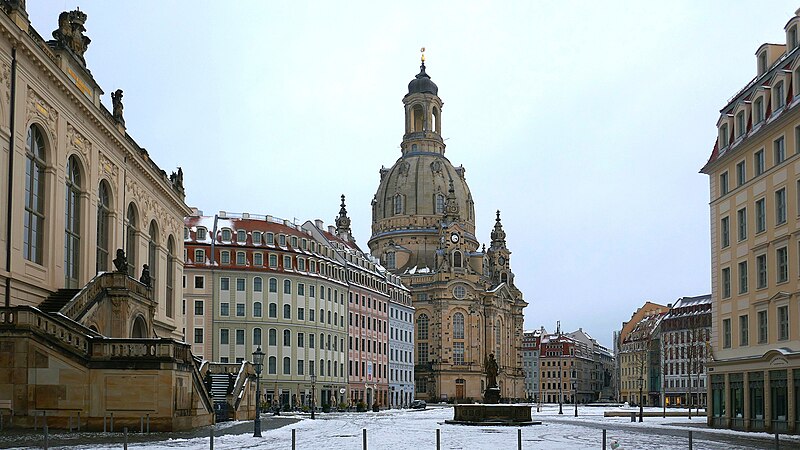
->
xmin=328 ymin=225 xmax=336 ymax=234
xmin=218 ymin=211 xmax=227 ymax=218
xmin=242 ymin=212 xmax=250 ymax=219
xmin=315 ymin=219 xmax=324 ymax=229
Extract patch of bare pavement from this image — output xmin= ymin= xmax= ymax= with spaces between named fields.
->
xmin=0 ymin=415 xmax=300 ymax=449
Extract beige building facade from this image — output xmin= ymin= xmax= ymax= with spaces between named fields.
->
xmin=0 ymin=5 xmax=214 ymax=430
xmin=701 ymin=8 xmax=800 ymax=434
xmin=617 ymin=302 xmax=668 ymax=406
xmin=368 ymin=57 xmax=527 ymax=402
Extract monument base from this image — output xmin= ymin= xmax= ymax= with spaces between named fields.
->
xmin=483 ymin=387 xmax=501 ymax=404
xmin=445 ymin=404 xmax=541 ymax=426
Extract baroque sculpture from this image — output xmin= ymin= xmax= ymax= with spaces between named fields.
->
xmin=52 ymin=9 xmax=91 ymax=63
xmin=113 ymin=249 xmax=127 ymax=273
xmin=111 ymin=89 xmax=124 ymax=125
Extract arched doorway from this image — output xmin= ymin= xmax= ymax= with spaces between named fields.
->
xmin=131 ymin=315 xmax=147 ymax=338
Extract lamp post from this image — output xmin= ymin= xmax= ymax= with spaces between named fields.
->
xmin=638 ymin=375 xmax=644 ymax=422
xmin=252 ymin=347 xmax=265 ymax=437
xmin=310 ymin=374 xmax=317 ymax=420
xmin=558 ymin=354 xmax=563 ymax=415
xmin=573 ymin=369 xmax=578 ymax=417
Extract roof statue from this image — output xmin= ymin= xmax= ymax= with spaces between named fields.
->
xmin=52 ymin=9 xmax=90 ymax=63
xmin=111 ymin=89 xmax=125 ymax=125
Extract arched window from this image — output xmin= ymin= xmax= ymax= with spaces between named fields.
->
xmin=283 ymin=329 xmax=291 ymax=346
xmin=394 ymin=194 xmax=405 ymax=215
xmin=775 ymin=81 xmax=786 ymax=109
xmin=412 ymin=104 xmax=424 ymax=132
xmin=283 ymin=279 xmax=291 ymax=294
xmin=268 ymin=303 xmax=277 ymax=318
xmin=96 ymin=181 xmax=111 ymax=272
xmin=453 ymin=312 xmax=464 ymax=339
xmin=283 ymin=304 xmax=291 ymax=319
xmin=432 ymin=106 xmax=440 ymax=133
xmin=283 ymin=356 xmax=291 ymax=375
xmin=453 ymin=251 xmax=463 ymax=268
xmin=24 ymin=125 xmax=46 ymax=264
xmin=268 ymin=356 xmax=276 ymax=375
xmin=269 ymin=278 xmax=277 ymax=292
xmin=495 ymin=320 xmax=502 ymax=361
xmin=253 ymin=277 xmax=263 ymax=292
xmin=435 ymin=193 xmax=445 ymax=214
xmin=254 ymin=301 xmax=262 ymax=317
xmin=268 ymin=328 xmax=277 ymax=346
xmin=253 ymin=327 xmax=262 ymax=346
xmin=166 ymin=236 xmax=175 ymax=318
xmin=148 ymin=221 xmax=159 ymax=300
xmin=65 ymin=155 xmax=82 ymax=288
xmin=385 ymin=252 xmax=396 ymax=270
xmin=501 ymin=272 xmax=508 ymax=283
xmin=125 ymin=203 xmax=138 ymax=277
xmin=237 ymin=229 xmax=246 ymax=242
xmin=417 ymin=313 xmax=429 ymax=340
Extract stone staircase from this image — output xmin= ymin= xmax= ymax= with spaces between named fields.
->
xmin=38 ymin=288 xmax=81 ymax=313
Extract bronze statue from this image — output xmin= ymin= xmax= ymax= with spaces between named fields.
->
xmin=113 ymin=249 xmax=127 ymax=273
xmin=485 ymin=353 xmax=498 ymax=389
xmin=111 ymin=89 xmax=124 ymax=124
xmin=139 ymin=264 xmax=151 ymax=287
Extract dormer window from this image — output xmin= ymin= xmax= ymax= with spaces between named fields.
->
xmin=775 ymin=81 xmax=786 ymax=109
xmin=197 ymin=227 xmax=207 ymax=240
xmin=279 ymin=234 xmax=286 ymax=246
xmin=236 ymin=229 xmax=246 ymax=243
xmin=758 ymin=51 xmax=768 ymax=75
xmin=253 ymin=231 xmax=262 ymax=244
xmin=736 ymin=111 xmax=746 ymax=137
xmin=790 ymin=26 xmax=798 ymax=49
xmin=221 ymin=228 xmax=232 ymax=242
xmin=754 ymin=97 xmax=765 ymax=124
xmin=720 ymin=123 xmax=730 ymax=148
xmin=266 ymin=232 xmax=274 ymax=245
xmin=184 ymin=227 xmax=189 ymax=240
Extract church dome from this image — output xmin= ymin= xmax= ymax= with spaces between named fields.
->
xmin=407 ymin=63 xmax=438 ymax=96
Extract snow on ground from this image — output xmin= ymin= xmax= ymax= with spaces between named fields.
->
xmin=26 ymin=405 xmax=800 ymax=450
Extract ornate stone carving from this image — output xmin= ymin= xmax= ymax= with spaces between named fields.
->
xmin=66 ymin=122 xmax=91 ymax=160
xmin=52 ymin=9 xmax=91 ymax=63
xmin=430 ymin=159 xmax=443 ymax=174
xmin=398 ymin=161 xmax=410 ymax=176
xmin=111 ymin=89 xmax=124 ymax=125
xmin=26 ymin=88 xmax=58 ymax=145
xmin=98 ymin=151 xmax=119 ymax=184
xmin=0 ymin=61 xmax=9 ymax=103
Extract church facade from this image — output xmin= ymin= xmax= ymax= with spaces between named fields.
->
xmin=368 ymin=56 xmax=527 ymax=401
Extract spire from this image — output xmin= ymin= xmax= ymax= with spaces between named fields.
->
xmin=490 ymin=210 xmax=506 ymax=249
xmin=443 ymin=177 xmax=460 ymax=221
xmin=335 ymin=194 xmax=353 ymax=241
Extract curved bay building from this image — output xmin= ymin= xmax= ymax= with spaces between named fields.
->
xmin=368 ymin=57 xmax=528 ymax=401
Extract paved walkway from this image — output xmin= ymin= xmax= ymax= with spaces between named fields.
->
xmin=0 ymin=415 xmax=299 ymax=449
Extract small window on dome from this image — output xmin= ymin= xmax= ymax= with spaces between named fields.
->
xmin=394 ymin=194 xmax=404 ymax=215
xmin=435 ymin=194 xmax=445 ymax=214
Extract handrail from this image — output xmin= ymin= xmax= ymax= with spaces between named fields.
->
xmin=61 ymin=271 xmax=150 ymax=321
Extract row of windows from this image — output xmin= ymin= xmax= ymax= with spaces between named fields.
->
xmin=348 ymin=360 xmax=388 ymax=380
xmin=189 ymin=226 xmax=310 ymax=252
xmin=203 ymin=327 xmax=346 ymax=351
xmin=219 ymin=277 xmax=345 ymax=303
xmin=720 ymin=187 xmax=790 ymax=249
xmin=719 ymin=130 xmax=800 ymax=198
xmin=23 ymin=125 xmax=178 ymax=317
xmin=720 ymin=245 xmax=794 ymax=298
xmin=348 ymin=335 xmax=388 ymax=355
xmin=390 ymin=327 xmax=412 ymax=343
xmin=349 ymin=292 xmax=389 ymax=313
xmin=193 ymin=248 xmax=337 ymax=276
xmin=721 ymin=307 xmax=787 ymax=348
xmin=348 ymin=312 xmax=387 ymax=333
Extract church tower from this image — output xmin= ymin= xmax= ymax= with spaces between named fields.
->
xmin=368 ymin=53 xmax=527 ymax=402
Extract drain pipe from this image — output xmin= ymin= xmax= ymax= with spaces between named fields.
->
xmin=5 ymin=46 xmax=17 ymax=307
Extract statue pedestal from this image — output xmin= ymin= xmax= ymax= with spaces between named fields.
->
xmin=483 ymin=387 xmax=501 ymax=405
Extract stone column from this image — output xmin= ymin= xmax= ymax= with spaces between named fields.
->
xmin=724 ymin=372 xmax=731 ymax=428
xmin=788 ymin=371 xmax=796 ymax=434
xmin=765 ymin=370 xmax=772 ymax=432
xmin=743 ymin=371 xmax=751 ymax=431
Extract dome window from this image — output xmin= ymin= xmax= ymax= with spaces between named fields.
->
xmin=435 ymin=194 xmax=445 ymax=214
xmin=452 ymin=250 xmax=463 ymax=268
xmin=394 ymin=194 xmax=404 ymax=215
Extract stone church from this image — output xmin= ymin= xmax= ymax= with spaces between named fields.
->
xmin=368 ymin=55 xmax=527 ymax=401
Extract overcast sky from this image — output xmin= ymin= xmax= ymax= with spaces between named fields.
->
xmin=25 ymin=1 xmax=800 ymax=348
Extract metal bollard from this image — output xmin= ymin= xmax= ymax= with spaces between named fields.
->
xmin=630 ymin=411 xmax=636 ymax=422
xmin=44 ymin=424 xmax=49 ymax=450
xmin=602 ymin=429 xmax=606 ymax=450
xmin=140 ymin=415 xmax=144 ymax=433
xmin=363 ymin=428 xmax=367 ymax=450
xmin=77 ymin=411 xmax=80 ymax=431
xmin=689 ymin=430 xmax=693 ymax=450
xmin=43 ymin=410 xmax=47 ymax=429
xmin=775 ymin=432 xmax=779 ymax=449
xmin=34 ymin=410 xmax=38 ymax=430
xmin=147 ymin=413 xmax=150 ymax=433
xmin=210 ymin=427 xmax=214 ymax=450
xmin=103 ymin=414 xmax=107 ymax=433
xmin=436 ymin=428 xmax=440 ymax=450
xmin=292 ymin=428 xmax=296 ymax=450
xmin=518 ymin=428 xmax=522 ymax=450
xmin=111 ymin=412 xmax=114 ymax=433
xmin=124 ymin=427 xmax=128 ymax=450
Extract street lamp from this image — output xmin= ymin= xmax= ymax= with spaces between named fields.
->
xmin=310 ymin=374 xmax=317 ymax=420
xmin=558 ymin=355 xmax=563 ymax=414
xmin=573 ymin=369 xmax=577 ymax=417
xmin=252 ymin=347 xmax=265 ymax=437
xmin=638 ymin=375 xmax=644 ymax=422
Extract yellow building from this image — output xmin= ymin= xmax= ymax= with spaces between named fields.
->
xmin=701 ymin=8 xmax=800 ymax=434
xmin=368 ymin=56 xmax=527 ymax=401
xmin=616 ymin=302 xmax=668 ymax=406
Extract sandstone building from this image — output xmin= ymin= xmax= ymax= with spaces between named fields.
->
xmin=0 ymin=5 xmax=216 ymax=430
xmin=368 ymin=55 xmax=527 ymax=401
xmin=701 ymin=8 xmax=800 ymax=434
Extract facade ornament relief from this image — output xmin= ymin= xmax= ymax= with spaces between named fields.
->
xmin=398 ymin=161 xmax=410 ymax=176
xmin=0 ymin=61 xmax=9 ymax=102
xmin=98 ymin=151 xmax=119 ymax=184
xmin=430 ymin=159 xmax=442 ymax=174
xmin=66 ymin=122 xmax=91 ymax=161
xmin=26 ymin=88 xmax=58 ymax=145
